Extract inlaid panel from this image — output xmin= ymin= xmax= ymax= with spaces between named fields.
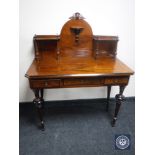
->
xmin=104 ymin=77 xmax=129 ymax=85
xmin=30 ymin=79 xmax=60 ymax=88
xmin=63 ymin=78 xmax=101 ymax=87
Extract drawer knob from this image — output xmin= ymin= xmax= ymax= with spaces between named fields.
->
xmin=45 ymin=82 xmax=48 ymax=86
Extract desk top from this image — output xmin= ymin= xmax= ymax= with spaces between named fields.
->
xmin=26 ymin=52 xmax=133 ymax=79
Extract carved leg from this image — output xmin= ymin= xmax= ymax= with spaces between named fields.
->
xmin=40 ymin=89 xmax=44 ymax=100
xmin=33 ymin=89 xmax=45 ymax=130
xmin=112 ymin=86 xmax=125 ymax=127
xmin=40 ymin=89 xmax=44 ymax=108
xmin=106 ymin=86 xmax=111 ymax=112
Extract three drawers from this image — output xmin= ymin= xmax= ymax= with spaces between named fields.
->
xmin=30 ymin=76 xmax=129 ymax=89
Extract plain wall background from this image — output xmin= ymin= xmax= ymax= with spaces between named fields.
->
xmin=19 ymin=0 xmax=134 ymax=102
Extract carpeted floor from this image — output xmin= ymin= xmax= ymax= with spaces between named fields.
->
xmin=19 ymin=97 xmax=135 ymax=155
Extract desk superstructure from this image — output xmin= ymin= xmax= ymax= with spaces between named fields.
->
xmin=25 ymin=13 xmax=134 ymax=130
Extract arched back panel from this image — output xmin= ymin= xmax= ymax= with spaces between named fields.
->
xmin=60 ymin=13 xmax=93 ymax=57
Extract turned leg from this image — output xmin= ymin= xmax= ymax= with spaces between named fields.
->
xmin=112 ymin=86 xmax=125 ymax=127
xmin=33 ymin=89 xmax=45 ymax=130
xmin=106 ymin=86 xmax=111 ymax=112
xmin=40 ymin=89 xmax=44 ymax=108
xmin=40 ymin=89 xmax=44 ymax=100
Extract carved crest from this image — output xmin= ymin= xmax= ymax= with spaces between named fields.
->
xmin=69 ymin=12 xmax=85 ymax=20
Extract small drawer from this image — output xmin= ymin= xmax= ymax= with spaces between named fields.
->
xmin=63 ymin=78 xmax=101 ymax=86
xmin=104 ymin=77 xmax=129 ymax=85
xmin=30 ymin=79 xmax=60 ymax=88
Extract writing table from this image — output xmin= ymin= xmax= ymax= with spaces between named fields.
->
xmin=25 ymin=13 xmax=134 ymax=130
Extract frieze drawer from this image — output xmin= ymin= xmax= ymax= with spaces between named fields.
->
xmin=63 ymin=78 xmax=101 ymax=86
xmin=104 ymin=77 xmax=129 ymax=85
xmin=30 ymin=79 xmax=60 ymax=88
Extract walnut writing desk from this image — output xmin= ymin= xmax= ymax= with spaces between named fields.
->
xmin=25 ymin=13 xmax=134 ymax=130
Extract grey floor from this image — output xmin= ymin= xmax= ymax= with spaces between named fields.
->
xmin=19 ymin=98 xmax=135 ymax=155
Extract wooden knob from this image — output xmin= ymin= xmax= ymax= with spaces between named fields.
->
xmin=45 ymin=82 xmax=48 ymax=86
xmin=81 ymin=79 xmax=84 ymax=83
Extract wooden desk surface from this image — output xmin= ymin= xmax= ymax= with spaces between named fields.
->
xmin=26 ymin=51 xmax=133 ymax=79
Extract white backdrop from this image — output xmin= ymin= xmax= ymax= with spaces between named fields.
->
xmin=19 ymin=0 xmax=134 ymax=102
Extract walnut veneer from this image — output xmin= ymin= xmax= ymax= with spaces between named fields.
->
xmin=25 ymin=13 xmax=134 ymax=130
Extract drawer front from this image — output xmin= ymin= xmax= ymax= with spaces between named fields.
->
xmin=30 ymin=79 xmax=60 ymax=88
xmin=63 ymin=78 xmax=101 ymax=87
xmin=104 ymin=77 xmax=129 ymax=85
